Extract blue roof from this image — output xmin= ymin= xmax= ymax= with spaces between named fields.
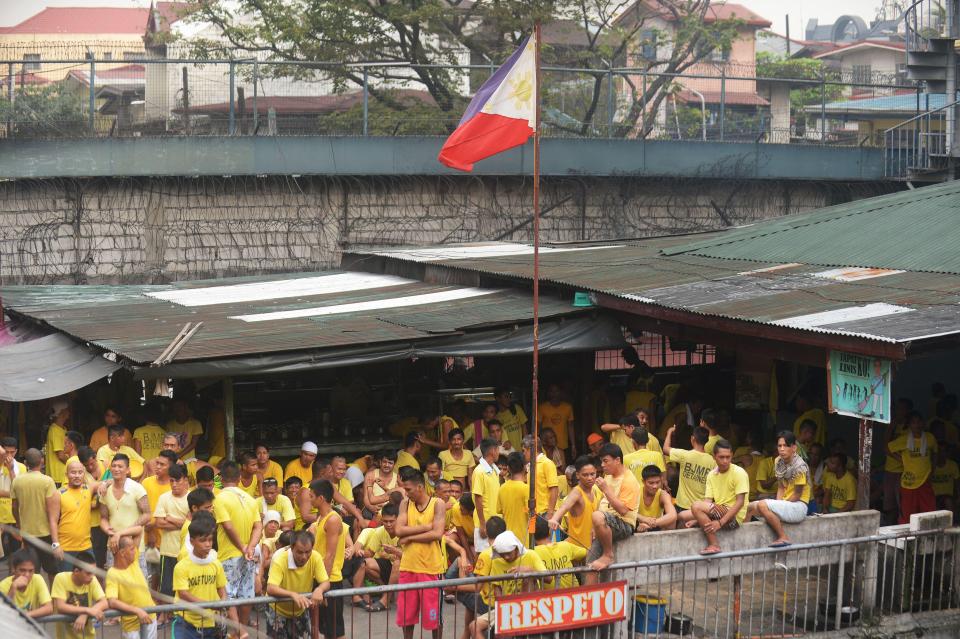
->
xmin=816 ymin=93 xmax=943 ymax=114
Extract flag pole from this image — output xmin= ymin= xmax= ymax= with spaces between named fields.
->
xmin=528 ymin=21 xmax=542 ymax=547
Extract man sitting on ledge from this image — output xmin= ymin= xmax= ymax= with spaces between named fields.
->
xmin=746 ymin=431 xmax=810 ymax=548
xmin=585 ymin=444 xmax=641 ymax=582
xmin=680 ymin=439 xmax=749 ymax=555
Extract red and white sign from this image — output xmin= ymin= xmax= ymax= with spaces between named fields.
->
xmin=495 ymin=581 xmax=629 ymax=636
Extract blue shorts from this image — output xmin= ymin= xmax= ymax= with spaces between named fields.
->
xmin=171 ymin=617 xmax=220 ymax=639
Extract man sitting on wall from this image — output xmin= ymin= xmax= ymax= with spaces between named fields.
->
xmin=681 ymin=440 xmax=749 ymax=555
xmin=746 ymin=431 xmax=810 ymax=548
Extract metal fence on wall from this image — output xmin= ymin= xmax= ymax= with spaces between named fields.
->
xmin=0 ymin=57 xmax=924 ymax=145
xmin=31 ymin=526 xmax=960 ymax=639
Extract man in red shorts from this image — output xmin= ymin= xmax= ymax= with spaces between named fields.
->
xmin=394 ymin=466 xmax=447 ymax=639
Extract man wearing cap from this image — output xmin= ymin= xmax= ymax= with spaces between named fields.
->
xmin=46 ymin=401 xmax=71 ymax=487
xmin=286 ymin=442 xmax=317 ymax=485
xmin=468 ymin=530 xmax=546 ymax=638
xmin=587 ymin=433 xmax=605 ymax=457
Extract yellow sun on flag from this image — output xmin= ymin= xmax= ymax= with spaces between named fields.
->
xmin=507 ymin=71 xmax=533 ymax=109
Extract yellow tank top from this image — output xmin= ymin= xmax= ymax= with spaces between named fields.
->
xmin=371 ymin=471 xmax=398 ymax=498
xmin=312 ymin=511 xmax=346 ymax=581
xmin=566 ymin=485 xmax=601 ymax=549
xmin=399 ymin=497 xmax=445 ymax=575
xmin=637 ymin=489 xmax=664 ymax=519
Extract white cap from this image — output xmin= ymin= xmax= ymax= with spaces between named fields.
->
xmin=301 ymin=441 xmax=318 ymax=454
xmin=263 ymin=511 xmax=281 ymax=525
xmin=492 ymin=531 xmax=525 ymax=555
xmin=51 ymin=401 xmax=69 ymax=416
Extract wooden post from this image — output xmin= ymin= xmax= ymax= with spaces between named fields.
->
xmin=181 ymin=66 xmax=190 ymax=135
xmin=856 ymin=418 xmax=872 ymax=510
xmin=224 ymin=377 xmax=235 ymax=461
xmin=528 ymin=22 xmax=542 ymax=548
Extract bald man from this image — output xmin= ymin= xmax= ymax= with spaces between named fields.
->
xmin=56 ymin=460 xmax=95 ymax=572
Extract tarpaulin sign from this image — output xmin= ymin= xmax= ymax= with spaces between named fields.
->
xmin=827 ymin=350 xmax=892 ymax=424
xmin=495 ymin=580 xmax=628 ymax=636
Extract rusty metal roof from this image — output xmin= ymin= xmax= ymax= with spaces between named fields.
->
xmin=1 ymin=271 xmax=583 ymax=365
xmin=345 ymin=238 xmax=960 ymax=348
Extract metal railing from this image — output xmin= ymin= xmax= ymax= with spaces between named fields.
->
xmin=905 ymin=0 xmax=959 ymax=52
xmin=32 ymin=526 xmax=960 ymax=639
xmin=884 ymin=98 xmax=960 ymax=177
xmin=0 ymin=57 xmax=919 ymax=146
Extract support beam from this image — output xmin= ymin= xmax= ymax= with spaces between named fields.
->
xmin=224 ymin=377 xmax=235 ymax=461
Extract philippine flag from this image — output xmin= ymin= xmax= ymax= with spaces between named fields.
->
xmin=438 ymin=35 xmax=536 ymax=171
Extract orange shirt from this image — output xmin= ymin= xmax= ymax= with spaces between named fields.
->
xmin=538 ymin=402 xmax=574 ymax=450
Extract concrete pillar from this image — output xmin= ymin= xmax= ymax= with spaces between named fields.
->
xmin=767 ymin=83 xmax=791 ymax=144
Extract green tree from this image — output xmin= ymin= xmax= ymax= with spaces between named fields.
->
xmin=0 ymin=83 xmax=86 ymax=137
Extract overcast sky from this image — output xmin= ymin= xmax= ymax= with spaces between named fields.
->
xmin=0 ymin=0 xmax=886 ymax=38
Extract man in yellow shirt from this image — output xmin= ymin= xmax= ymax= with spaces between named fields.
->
xmin=310 ymin=479 xmax=346 ymax=639
xmin=284 ymin=441 xmax=317 ymax=485
xmin=46 ymin=401 xmax=71 ymax=486
xmin=888 ymin=411 xmax=938 ymax=524
xmin=255 ymin=443 xmax=284 ymax=485
xmin=56 ymin=460 xmax=94 ymax=573
xmin=88 ymin=407 xmax=132 ymax=454
xmin=11 ymin=448 xmax=61 ymax=577
xmin=214 ymin=460 xmax=263 ymax=632
xmin=1 ymin=549 xmax=53 ymax=617
xmin=523 ymin=435 xmax=559 ymax=521
xmin=350 ymin=502 xmax=400 ymax=611
xmin=497 ymin=453 xmax=529 ymax=542
xmin=932 ymin=446 xmax=959 ymax=513
xmin=0 ymin=437 xmax=25 ymax=556
xmin=50 ymin=551 xmax=107 ymax=639
xmin=172 ymin=513 xmax=234 ymax=637
xmin=105 ymin=536 xmax=156 ymax=638
xmin=395 ymin=467 xmax=447 ymax=639
xmin=237 ymin=451 xmax=260 ymax=497
xmin=701 ymin=409 xmax=724 ymax=455
xmin=747 ymin=431 xmax=811 ymax=547
xmin=793 ymin=394 xmax=827 ymax=446
xmin=624 ymin=428 xmax=666 ymax=485
xmin=471 ymin=438 xmax=502 ymax=553
xmin=165 ymin=399 xmax=203 ymax=459
xmin=257 ymin=478 xmax=296 ymax=530
xmin=266 ymin=529 xmax=330 ymax=638
xmin=469 ymin=530 xmax=546 ymax=638
xmin=532 ymin=518 xmax=587 ymax=589
xmin=153 ymin=464 xmax=190 ymax=608
xmin=439 ymin=428 xmax=476 ymax=489
xmin=495 ymin=387 xmax=528 ymax=453
xmin=538 ymin=383 xmax=575 ymax=456
xmin=395 ymin=431 xmax=423 ymax=473
xmin=821 ymin=453 xmax=857 ymax=513
xmin=684 ymin=440 xmax=749 ymax=555
xmin=96 ymin=425 xmax=145 ymax=480
xmin=664 ymin=426 xmax=717 ymax=512
xmin=141 ymin=450 xmax=175 ymax=565
xmin=601 ymin=414 xmax=639 ymax=456
xmin=133 ymin=408 xmax=167 ymax=466
xmin=586 ymin=443 xmax=641 ymax=582
xmin=635 ymin=465 xmax=678 ymax=532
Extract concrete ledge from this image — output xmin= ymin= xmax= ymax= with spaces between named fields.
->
xmin=612 ymin=510 xmax=882 ymax=582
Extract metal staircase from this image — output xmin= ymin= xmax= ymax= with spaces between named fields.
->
xmin=885 ymin=0 xmax=960 ymax=180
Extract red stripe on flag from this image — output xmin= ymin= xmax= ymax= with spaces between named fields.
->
xmin=438 ymin=113 xmax=534 ymax=172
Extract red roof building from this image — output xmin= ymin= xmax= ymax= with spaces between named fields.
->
xmin=0 ymin=7 xmax=151 ymax=35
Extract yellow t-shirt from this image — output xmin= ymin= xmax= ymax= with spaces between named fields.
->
xmin=793 ymin=409 xmax=827 ymax=446
xmin=173 ymin=557 xmax=226 ymax=629
xmin=449 ymin=501 xmax=475 ymax=538
xmin=89 ymin=427 xmax=133 ymax=453
xmin=496 ymin=479 xmax=529 ymax=542
xmin=491 ymin=550 xmax=546 ymax=596
xmin=0 ymin=461 xmax=26 ymax=524
xmin=497 ymin=405 xmax=528 ymax=452
xmin=65 ymin=457 xmax=103 ymax=527
xmin=238 ymin=475 xmax=259 ymax=498
xmin=133 ymin=424 xmax=167 ymax=463
xmin=932 ymin=460 xmax=960 ymax=497
xmin=312 ymin=511 xmax=346 ymax=581
xmin=736 ymin=455 xmax=762 ymax=501
xmin=781 ymin=469 xmax=812 ymax=504
xmin=51 ymin=571 xmax=105 ymax=639
xmin=399 ymin=497 xmax=445 ymax=575
xmin=473 ymin=547 xmax=495 ymax=605
xmin=705 ymin=465 xmax=750 ymax=524
xmin=206 ymin=410 xmax=227 ymax=460
xmin=96 ymin=445 xmax=145 ymax=479
xmin=471 ymin=461 xmax=501 ymax=528
xmin=165 ymin=418 xmax=204 ymax=457
xmin=704 ymin=434 xmax=722 ymax=455
xmin=357 ymin=525 xmax=399 ymax=559
xmin=284 ymin=460 xmax=313 ymax=485
xmin=256 ymin=494 xmax=296 ymax=523
xmin=565 ymin=484 xmax=601 ymax=549
xmin=533 ymin=541 xmax=587 ymax=589
xmin=598 ymin=471 xmax=641 ymax=528
xmin=46 ymin=423 xmax=67 ymax=485
xmin=625 ymin=390 xmax=657 ymax=415
xmin=823 ymin=471 xmax=858 ymax=510
xmin=531 ymin=454 xmax=559 ymax=513
xmin=395 ymin=450 xmax=420 ymax=473
xmin=336 ymin=478 xmax=354 ymax=504
xmin=438 ymin=449 xmax=475 ymax=482
xmin=610 ymin=430 xmax=636 ymax=456
xmin=141 ymin=475 xmax=171 ymax=546
xmin=154 ymin=491 xmax=190 ymax=557
xmin=884 ymin=422 xmax=908 ymax=472
xmin=624 ymin=449 xmax=666 ymax=485
xmin=213 ymin=487 xmax=260 ymax=561
xmin=0 ymin=574 xmax=50 ymax=612
xmin=105 ymin=562 xmax=156 ymax=633
xmin=10 ymin=471 xmax=59 ymax=536
xmin=102 ymin=479 xmax=149 ymax=552
xmin=668 ymin=448 xmax=717 ymax=509
xmin=538 ymin=401 xmax=574 ymax=450
xmin=889 ymin=433 xmax=938 ymax=489
xmin=755 ymin=456 xmax=777 ymax=495
xmin=58 ymin=486 xmax=93 ymax=551
xmin=268 ymin=548 xmax=329 ymax=618
xmin=262 ymin=460 xmax=284 ymax=485
xmin=637 ymin=488 xmax=665 ymax=520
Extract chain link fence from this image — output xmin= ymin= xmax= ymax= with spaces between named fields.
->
xmin=0 ymin=57 xmax=924 ymax=145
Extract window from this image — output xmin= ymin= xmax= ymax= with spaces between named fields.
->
xmin=22 ymin=54 xmax=40 ymax=71
xmin=594 ymin=330 xmax=716 ymax=370
xmin=123 ymin=51 xmax=143 ymax=61
xmin=640 ymin=30 xmax=657 ymax=60
xmin=103 ymin=52 xmax=113 ymax=61
xmin=709 ymin=46 xmax=731 ymax=62
xmin=852 ymin=64 xmax=872 ymax=84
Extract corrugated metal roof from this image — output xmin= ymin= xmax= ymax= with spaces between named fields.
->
xmin=662 ymin=181 xmax=960 ymax=275
xmin=1 ymin=271 xmax=583 ymax=364
xmin=349 ymin=232 xmax=960 ymax=346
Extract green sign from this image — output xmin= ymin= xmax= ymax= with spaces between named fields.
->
xmin=828 ymin=351 xmax=891 ymax=424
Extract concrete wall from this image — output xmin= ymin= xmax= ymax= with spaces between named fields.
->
xmin=0 ymin=175 xmax=896 ymax=284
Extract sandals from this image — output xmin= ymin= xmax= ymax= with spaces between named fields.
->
xmin=352 ymin=599 xmax=369 ymax=608
xmin=699 ymin=546 xmax=721 ymax=556
xmin=365 ymin=601 xmax=388 ymax=612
